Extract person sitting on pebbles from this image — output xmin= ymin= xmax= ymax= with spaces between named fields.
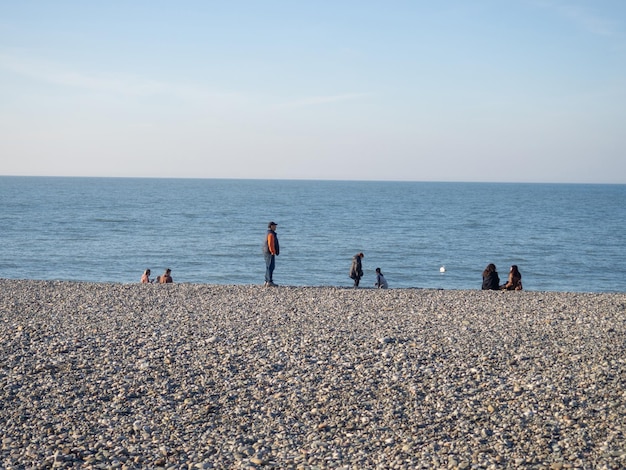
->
xmin=481 ymin=263 xmax=500 ymax=290
xmin=501 ymin=265 xmax=523 ymax=290
xmin=159 ymin=268 xmax=173 ymax=284
xmin=141 ymin=269 xmax=152 ymax=283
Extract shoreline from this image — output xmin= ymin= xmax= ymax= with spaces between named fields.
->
xmin=2 ymin=279 xmax=625 ymax=468
xmin=3 ymin=277 xmax=625 ymax=295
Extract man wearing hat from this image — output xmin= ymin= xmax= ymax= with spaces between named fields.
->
xmin=263 ymin=221 xmax=280 ymax=287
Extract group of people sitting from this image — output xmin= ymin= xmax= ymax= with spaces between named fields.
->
xmin=141 ymin=268 xmax=173 ymax=284
xmin=141 ymin=263 xmax=521 ymax=290
xmin=482 ymin=264 xmax=523 ymax=291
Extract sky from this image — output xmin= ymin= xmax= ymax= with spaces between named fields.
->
xmin=1 ymin=0 xmax=625 ymax=183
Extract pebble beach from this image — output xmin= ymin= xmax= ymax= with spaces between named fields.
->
xmin=1 ymin=279 xmax=625 ymax=469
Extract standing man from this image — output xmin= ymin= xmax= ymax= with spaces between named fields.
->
xmin=263 ymin=221 xmax=279 ymax=287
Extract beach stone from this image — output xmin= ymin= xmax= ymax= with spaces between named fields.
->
xmin=1 ymin=280 xmax=625 ymax=468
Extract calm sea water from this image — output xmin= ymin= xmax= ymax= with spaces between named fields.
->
xmin=1 ymin=177 xmax=624 ymax=292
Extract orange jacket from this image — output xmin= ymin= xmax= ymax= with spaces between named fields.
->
xmin=267 ymin=231 xmax=279 ymax=255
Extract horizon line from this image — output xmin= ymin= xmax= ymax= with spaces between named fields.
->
xmin=1 ymin=174 xmax=624 ymax=186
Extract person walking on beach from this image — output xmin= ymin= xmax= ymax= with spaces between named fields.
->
xmin=350 ymin=253 xmax=364 ymax=287
xmin=375 ymin=267 xmax=388 ymax=289
xmin=141 ymin=269 xmax=152 ymax=283
xmin=159 ymin=268 xmax=173 ymax=284
xmin=263 ymin=221 xmax=279 ymax=287
xmin=501 ymin=265 xmax=523 ymax=290
xmin=481 ymin=263 xmax=500 ymax=290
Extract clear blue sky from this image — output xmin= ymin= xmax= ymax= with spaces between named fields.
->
xmin=1 ymin=1 xmax=625 ymax=183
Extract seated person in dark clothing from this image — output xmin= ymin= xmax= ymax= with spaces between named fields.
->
xmin=481 ymin=263 xmax=500 ymax=290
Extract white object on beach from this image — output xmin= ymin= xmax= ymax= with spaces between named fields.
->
xmin=440 ymin=266 xmax=446 ymax=273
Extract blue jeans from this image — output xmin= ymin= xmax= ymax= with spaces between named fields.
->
xmin=264 ymin=253 xmax=275 ymax=283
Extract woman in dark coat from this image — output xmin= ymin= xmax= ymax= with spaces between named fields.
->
xmin=481 ymin=263 xmax=500 ymax=290
xmin=350 ymin=253 xmax=364 ymax=287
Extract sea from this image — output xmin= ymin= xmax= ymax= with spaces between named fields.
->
xmin=1 ymin=176 xmax=625 ymax=293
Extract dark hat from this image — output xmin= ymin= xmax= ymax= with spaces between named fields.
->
xmin=268 ymin=221 xmax=277 ymax=227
